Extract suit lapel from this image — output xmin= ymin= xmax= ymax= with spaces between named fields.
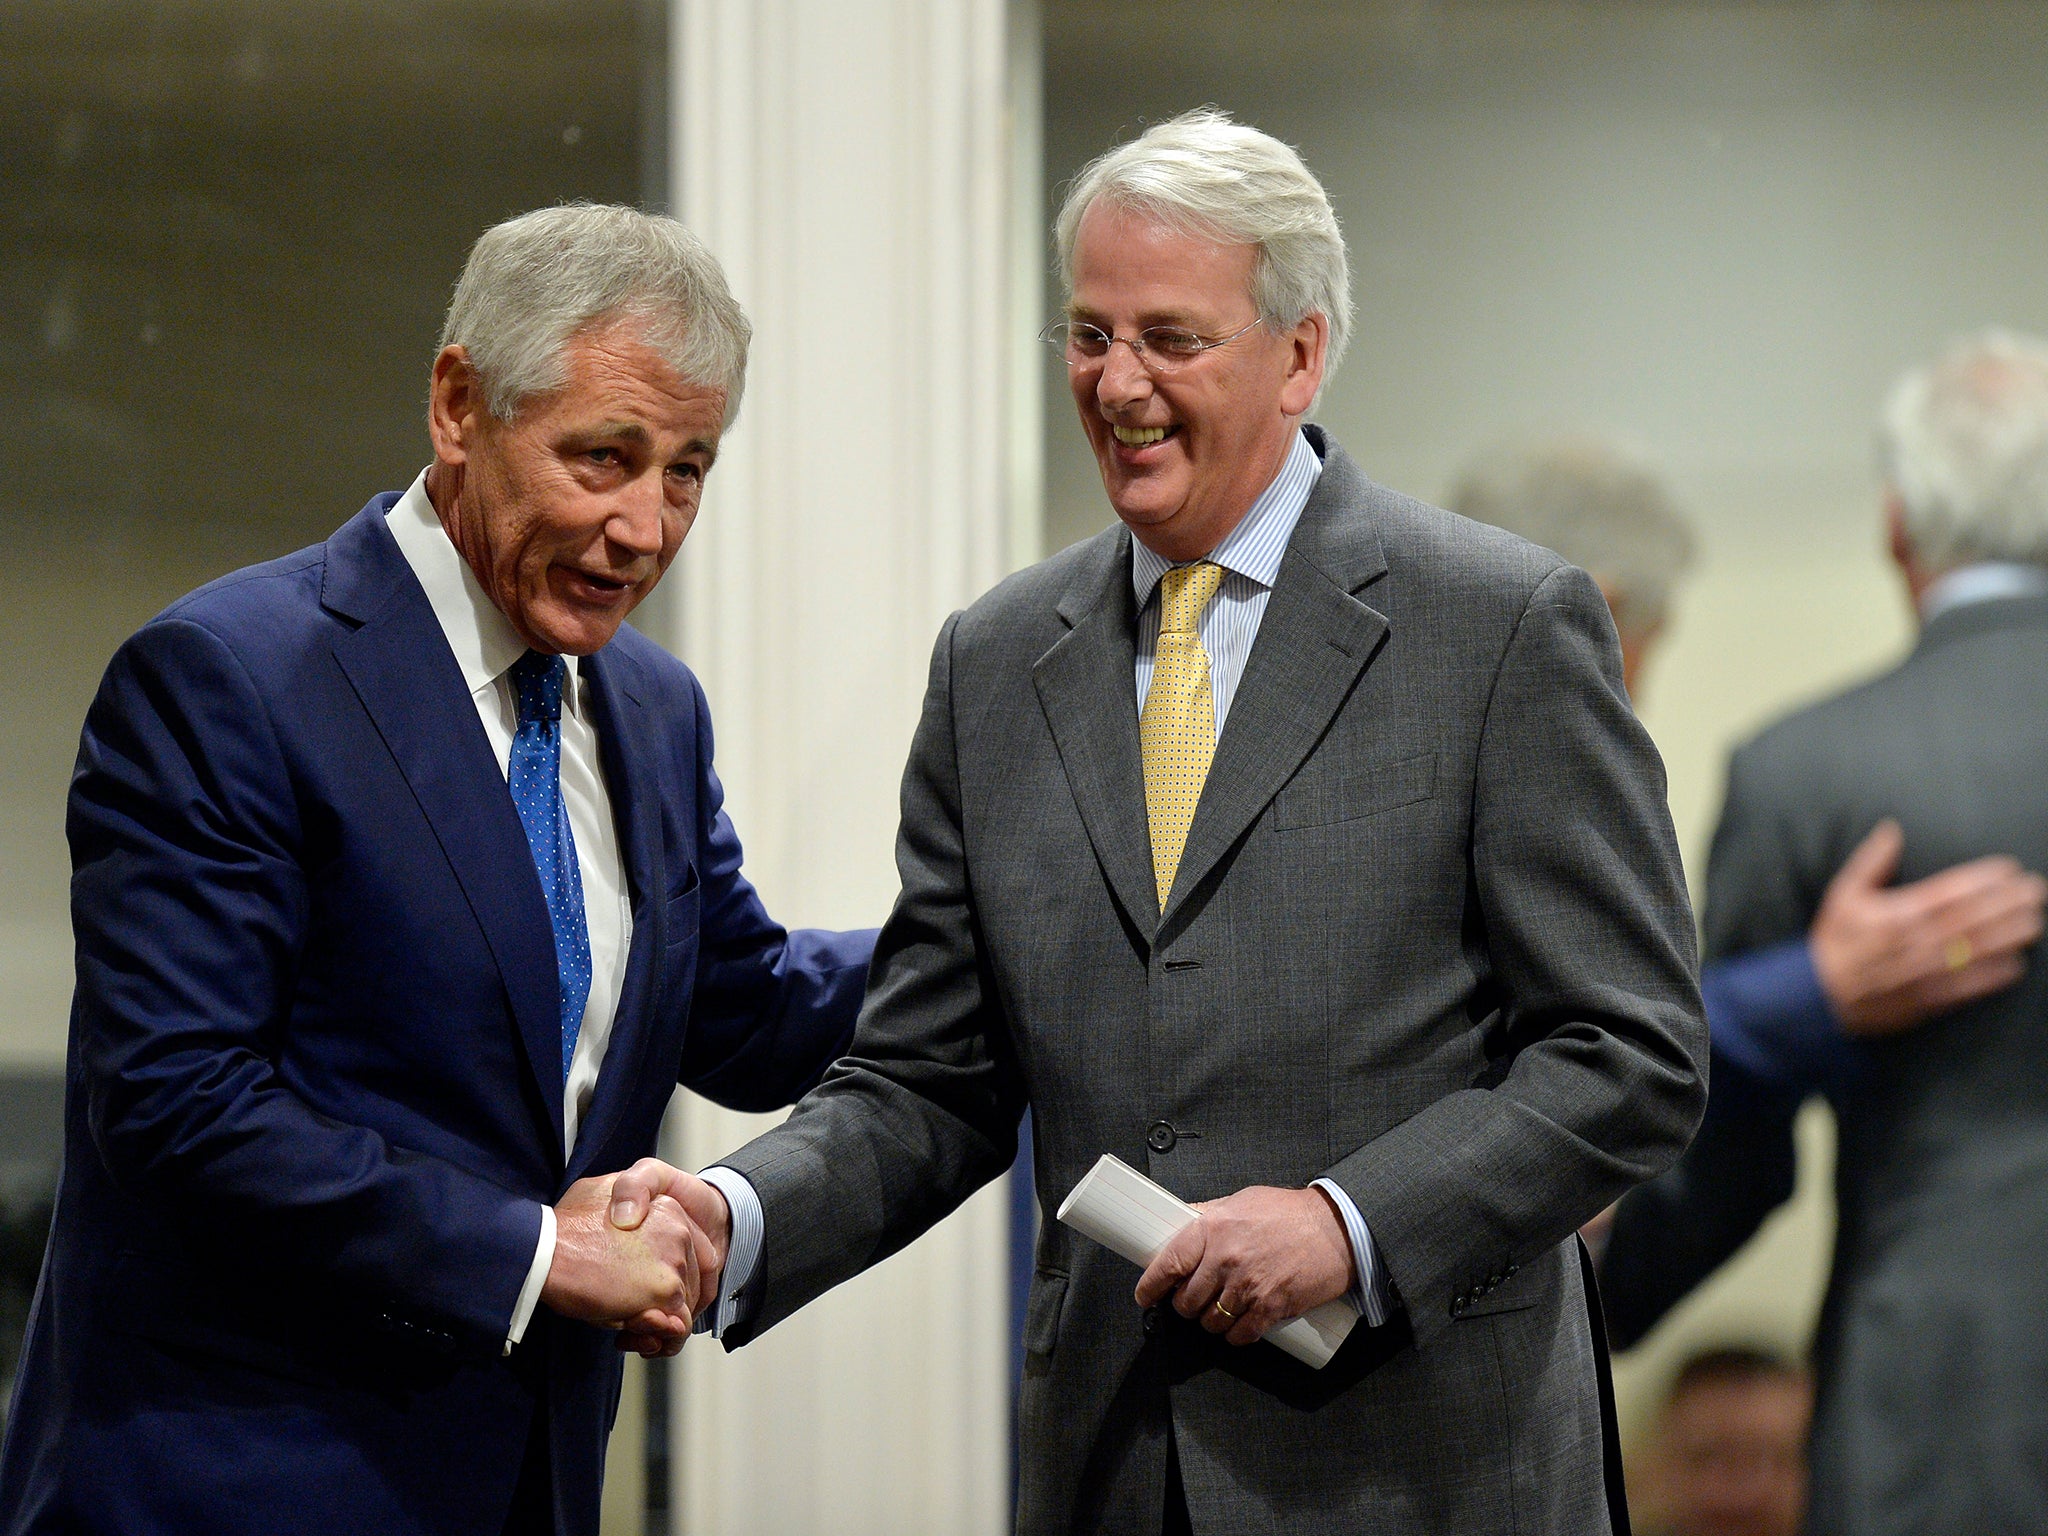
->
xmin=321 ymin=503 xmax=567 ymax=1162
xmin=565 ymin=642 xmax=666 ymax=1180
xmin=1033 ymin=529 xmax=1160 ymax=947
xmin=1163 ymin=446 xmax=1392 ymax=932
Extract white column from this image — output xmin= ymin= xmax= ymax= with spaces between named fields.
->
xmin=662 ymin=3 xmax=1039 ymax=1532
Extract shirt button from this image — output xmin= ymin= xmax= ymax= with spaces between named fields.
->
xmin=1146 ymin=1121 xmax=1178 ymax=1154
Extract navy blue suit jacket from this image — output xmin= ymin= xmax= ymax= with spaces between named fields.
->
xmin=0 ymin=495 xmax=872 ymax=1535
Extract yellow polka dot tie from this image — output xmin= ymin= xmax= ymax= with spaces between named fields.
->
xmin=1141 ymin=561 xmax=1225 ymax=910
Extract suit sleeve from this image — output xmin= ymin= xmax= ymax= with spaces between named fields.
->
xmin=1599 ymin=1046 xmax=1802 ymax=1348
xmin=675 ymin=672 xmax=874 ymax=1112
xmin=714 ymin=613 xmax=1027 ymax=1344
xmin=70 ymin=618 xmax=542 ymax=1346
xmin=1597 ymin=735 xmax=1858 ymax=1341
xmin=1327 ymin=564 xmax=1709 ymax=1348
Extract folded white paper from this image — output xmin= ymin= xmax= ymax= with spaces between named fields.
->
xmin=1055 ymin=1153 xmax=1357 ymax=1369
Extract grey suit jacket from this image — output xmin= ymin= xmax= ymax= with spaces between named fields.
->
xmin=1611 ymin=591 xmax=2048 ymax=1536
xmin=719 ymin=431 xmax=1707 ymax=1535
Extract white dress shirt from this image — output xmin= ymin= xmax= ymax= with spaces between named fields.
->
xmin=708 ymin=429 xmax=1393 ymax=1335
xmin=1920 ymin=559 xmax=2048 ymax=624
xmin=385 ymin=470 xmax=635 ymax=1348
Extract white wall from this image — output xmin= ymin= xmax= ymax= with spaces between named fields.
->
xmin=1041 ymin=0 xmax=2048 ymax=1448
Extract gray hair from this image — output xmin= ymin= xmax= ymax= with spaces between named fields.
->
xmin=1879 ymin=329 xmax=2048 ymax=573
xmin=1054 ymin=108 xmax=1352 ymax=396
xmin=438 ymin=203 xmax=751 ymax=427
xmin=1448 ymin=437 xmax=1697 ymax=638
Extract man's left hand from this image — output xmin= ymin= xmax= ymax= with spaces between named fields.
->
xmin=1134 ymin=1185 xmax=1355 ymax=1347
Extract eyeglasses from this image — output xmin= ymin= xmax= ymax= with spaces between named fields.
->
xmin=1039 ymin=317 xmax=1263 ymax=373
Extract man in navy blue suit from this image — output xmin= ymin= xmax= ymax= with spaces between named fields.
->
xmin=0 ymin=205 xmax=873 ymax=1536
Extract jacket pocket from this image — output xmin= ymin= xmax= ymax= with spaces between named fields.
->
xmin=1023 ymin=1269 xmax=1069 ymax=1357
xmin=1272 ymin=751 xmax=1437 ymax=830
xmin=663 ymin=862 xmax=701 ymax=952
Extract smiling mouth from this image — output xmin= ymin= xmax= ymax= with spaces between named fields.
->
xmin=1111 ymin=423 xmax=1175 ymax=447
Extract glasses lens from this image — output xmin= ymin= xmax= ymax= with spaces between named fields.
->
xmin=1140 ymin=327 xmax=1207 ymax=366
xmin=1058 ymin=323 xmax=1111 ymax=359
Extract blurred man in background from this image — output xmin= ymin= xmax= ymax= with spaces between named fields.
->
xmin=1451 ymin=439 xmax=2046 ymax=1146
xmin=1598 ymin=331 xmax=2048 ymax=1534
xmin=1633 ymin=1348 xmax=1811 ymax=1536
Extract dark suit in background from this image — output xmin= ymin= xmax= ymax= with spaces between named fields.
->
xmin=1604 ymin=591 xmax=2048 ymax=1534
xmin=0 ymin=495 xmax=868 ymax=1535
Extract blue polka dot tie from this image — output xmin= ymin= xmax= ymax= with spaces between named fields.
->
xmin=508 ymin=651 xmax=592 ymax=1081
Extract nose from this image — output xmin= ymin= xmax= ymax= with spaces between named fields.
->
xmin=1094 ymin=338 xmax=1153 ymax=413
xmin=610 ymin=470 xmax=667 ymax=559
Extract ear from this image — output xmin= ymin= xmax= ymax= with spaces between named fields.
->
xmin=427 ymin=345 xmax=487 ymax=467
xmin=1277 ymin=311 xmax=1329 ymax=418
xmin=1883 ymin=491 xmax=1913 ymax=571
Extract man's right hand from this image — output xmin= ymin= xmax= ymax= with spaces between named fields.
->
xmin=540 ymin=1173 xmax=703 ymax=1344
xmin=606 ymin=1159 xmax=734 ymax=1358
xmin=1810 ymin=819 xmax=2048 ymax=1036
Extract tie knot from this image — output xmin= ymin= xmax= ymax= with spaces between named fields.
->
xmin=510 ymin=651 xmax=566 ymax=726
xmin=1158 ymin=561 xmax=1224 ymax=636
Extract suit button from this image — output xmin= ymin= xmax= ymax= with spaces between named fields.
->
xmin=1143 ymin=1306 xmax=1162 ymax=1335
xmin=1146 ymin=1121 xmax=1178 ymax=1154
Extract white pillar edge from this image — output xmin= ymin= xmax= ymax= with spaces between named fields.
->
xmin=658 ymin=3 xmax=1042 ymax=1532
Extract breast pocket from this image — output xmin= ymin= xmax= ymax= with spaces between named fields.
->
xmin=663 ymin=862 xmax=701 ymax=953
xmin=1272 ymin=751 xmax=1438 ymax=830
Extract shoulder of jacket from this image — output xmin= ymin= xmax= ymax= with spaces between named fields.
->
xmin=147 ymin=543 xmax=331 ymax=651
xmin=951 ymin=526 xmax=1122 ymax=643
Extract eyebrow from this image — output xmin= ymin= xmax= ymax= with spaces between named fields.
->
xmin=582 ymin=422 xmax=718 ymax=464
xmin=1064 ymin=304 xmax=1207 ymax=328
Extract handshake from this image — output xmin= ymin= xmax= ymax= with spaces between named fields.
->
xmin=538 ymin=1159 xmax=734 ymax=1358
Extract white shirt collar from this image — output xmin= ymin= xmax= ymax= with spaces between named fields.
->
xmin=383 ymin=468 xmax=581 ymax=701
xmin=1920 ymin=560 xmax=2048 ymax=625
xmin=1130 ymin=428 xmax=1323 ymax=604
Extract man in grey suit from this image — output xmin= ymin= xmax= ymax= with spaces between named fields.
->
xmin=618 ymin=109 xmax=1707 ymax=1533
xmin=1601 ymin=329 xmax=2048 ymax=1535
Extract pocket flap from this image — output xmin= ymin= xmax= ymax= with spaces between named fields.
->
xmin=1273 ymin=752 xmax=1437 ymax=830
xmin=1023 ymin=1270 xmax=1069 ymax=1356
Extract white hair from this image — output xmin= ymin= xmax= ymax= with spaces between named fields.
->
xmin=438 ymin=203 xmax=751 ymax=427
xmin=1054 ymin=108 xmax=1353 ymax=395
xmin=1448 ymin=437 xmax=1696 ymax=639
xmin=1880 ymin=329 xmax=2048 ymax=573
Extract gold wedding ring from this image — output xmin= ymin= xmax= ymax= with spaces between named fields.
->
xmin=1945 ymin=936 xmax=1974 ymax=972
xmin=1212 ymin=1301 xmax=1236 ymax=1320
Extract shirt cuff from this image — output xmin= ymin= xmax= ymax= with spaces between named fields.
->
xmin=1310 ymin=1178 xmax=1394 ymax=1327
xmin=505 ymin=1201 xmax=555 ymax=1355
xmin=695 ymin=1165 xmax=764 ymax=1339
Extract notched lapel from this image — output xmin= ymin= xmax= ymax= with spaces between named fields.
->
xmin=324 ymin=513 xmax=568 ymax=1161
xmin=1163 ymin=473 xmax=1392 ymax=932
xmin=1033 ymin=534 xmax=1159 ymax=946
xmin=567 ymin=645 xmax=667 ymax=1179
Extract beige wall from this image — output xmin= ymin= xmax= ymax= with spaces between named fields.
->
xmin=1041 ymin=0 xmax=2048 ymax=1450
